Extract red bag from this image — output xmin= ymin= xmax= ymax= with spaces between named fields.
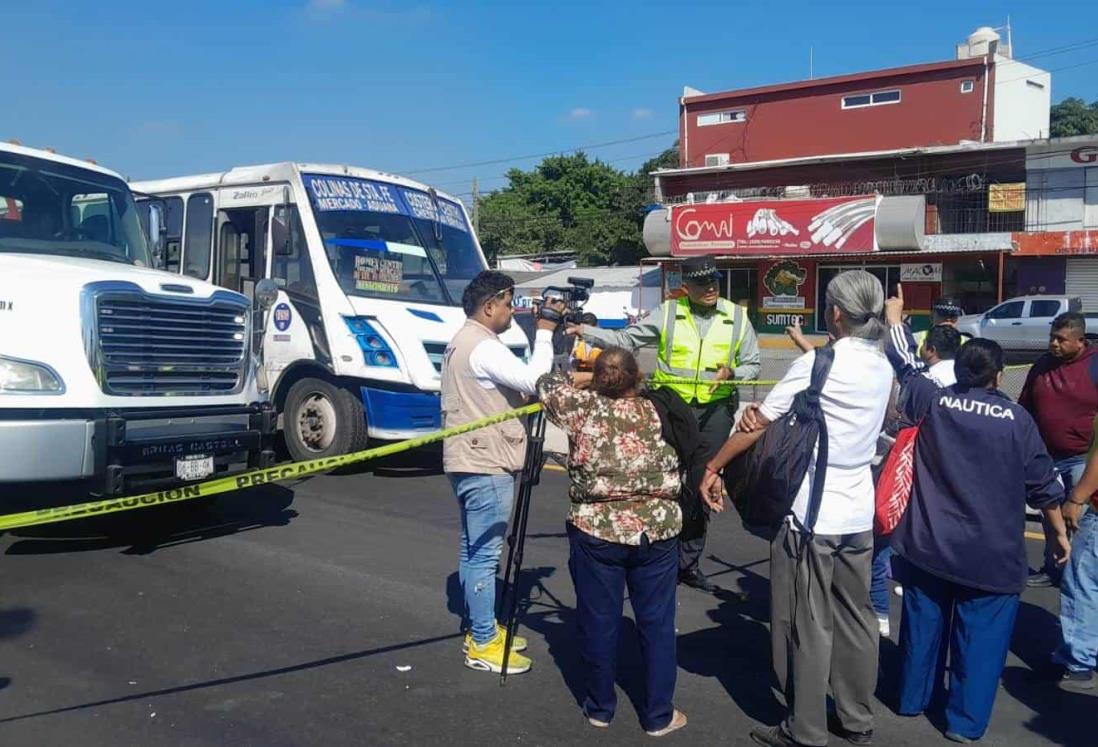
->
xmin=874 ymin=423 xmax=920 ymax=535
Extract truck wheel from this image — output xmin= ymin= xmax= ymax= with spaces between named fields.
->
xmin=283 ymin=377 xmax=369 ymax=462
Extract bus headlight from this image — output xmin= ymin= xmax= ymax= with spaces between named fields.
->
xmin=343 ymin=317 xmax=399 ymax=368
xmin=0 ymin=356 xmax=65 ymax=394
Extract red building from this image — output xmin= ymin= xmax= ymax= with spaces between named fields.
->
xmin=642 ymin=27 xmax=1080 ymax=336
xmin=677 ymin=27 xmax=1049 ymax=170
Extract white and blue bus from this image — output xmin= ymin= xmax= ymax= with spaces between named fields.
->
xmin=134 ymin=163 xmax=529 ymax=461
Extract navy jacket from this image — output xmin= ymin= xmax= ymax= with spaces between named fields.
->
xmin=885 ymin=325 xmax=1063 ymax=595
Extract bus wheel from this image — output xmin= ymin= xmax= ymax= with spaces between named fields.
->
xmin=283 ymin=377 xmax=369 ymax=462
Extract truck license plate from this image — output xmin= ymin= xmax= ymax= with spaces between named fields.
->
xmin=176 ymin=455 xmax=215 ymax=482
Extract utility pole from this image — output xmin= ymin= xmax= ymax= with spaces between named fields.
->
xmin=471 ymin=177 xmax=480 ymax=234
xmin=809 ymin=46 xmax=814 ymax=80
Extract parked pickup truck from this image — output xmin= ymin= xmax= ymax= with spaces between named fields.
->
xmin=956 ymin=295 xmax=1095 ymax=350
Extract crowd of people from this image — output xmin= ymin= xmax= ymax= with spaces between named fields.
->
xmin=439 ymin=260 xmax=1097 ymax=744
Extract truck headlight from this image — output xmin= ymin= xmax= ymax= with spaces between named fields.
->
xmin=0 ymin=356 xmax=65 ymax=394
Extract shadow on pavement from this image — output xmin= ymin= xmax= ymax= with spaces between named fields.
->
xmin=677 ymin=555 xmax=783 ymax=727
xmin=0 ymin=628 xmax=463 ymax=726
xmin=2 ymin=485 xmax=297 ymax=556
xmin=1000 ymin=601 xmax=1096 ymax=747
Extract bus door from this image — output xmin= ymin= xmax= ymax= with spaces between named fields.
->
xmin=216 ymin=206 xmax=269 ymax=301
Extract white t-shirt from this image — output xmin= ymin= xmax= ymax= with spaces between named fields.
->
xmin=758 ymin=337 xmax=893 ymax=535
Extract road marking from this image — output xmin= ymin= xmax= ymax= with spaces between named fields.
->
xmin=543 ymin=463 xmax=566 ymax=473
xmin=1025 ymin=531 xmax=1045 ymax=541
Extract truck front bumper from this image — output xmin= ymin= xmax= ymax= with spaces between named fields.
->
xmin=0 ymin=404 xmax=277 ymax=495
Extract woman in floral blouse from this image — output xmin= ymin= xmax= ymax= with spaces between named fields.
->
xmin=537 ymin=347 xmax=687 ymax=738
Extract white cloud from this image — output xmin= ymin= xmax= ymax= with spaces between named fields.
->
xmin=567 ymin=107 xmax=593 ymax=121
xmin=632 ymin=108 xmax=653 ymax=120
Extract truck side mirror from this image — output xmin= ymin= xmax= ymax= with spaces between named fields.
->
xmin=148 ymin=203 xmax=166 ymax=269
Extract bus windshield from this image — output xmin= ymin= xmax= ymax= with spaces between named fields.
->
xmin=0 ymin=150 xmax=152 ymax=267
xmin=303 ymin=173 xmax=485 ymax=306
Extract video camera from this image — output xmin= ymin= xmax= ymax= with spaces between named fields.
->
xmin=536 ymin=276 xmax=595 ymax=325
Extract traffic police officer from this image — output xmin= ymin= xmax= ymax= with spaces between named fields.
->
xmin=567 ymin=255 xmax=761 ymax=593
xmin=912 ymin=297 xmax=966 ymax=356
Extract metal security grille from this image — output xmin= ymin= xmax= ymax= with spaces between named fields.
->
xmin=93 ymin=292 xmax=248 ymax=396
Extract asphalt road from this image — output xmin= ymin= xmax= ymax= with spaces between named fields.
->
xmin=0 ymin=463 xmax=1090 ymax=746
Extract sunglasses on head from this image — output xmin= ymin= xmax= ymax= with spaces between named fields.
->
xmin=484 ymin=287 xmax=515 ymax=308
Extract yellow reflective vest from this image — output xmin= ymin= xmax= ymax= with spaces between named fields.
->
xmin=651 ymin=297 xmax=748 ymax=405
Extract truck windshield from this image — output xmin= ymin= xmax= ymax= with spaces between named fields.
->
xmin=0 ymin=150 xmax=152 ymax=267
xmin=303 ymin=173 xmax=485 ymax=306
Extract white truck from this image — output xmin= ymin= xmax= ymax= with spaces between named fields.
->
xmin=132 ymin=163 xmax=530 ymax=461
xmin=0 ymin=143 xmax=276 ymax=497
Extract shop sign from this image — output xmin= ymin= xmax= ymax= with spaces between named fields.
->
xmin=988 ymin=183 xmax=1025 ymax=213
xmin=1012 ymin=230 xmax=1098 ymax=256
xmin=670 ymin=195 xmax=878 ymax=255
xmin=762 ymin=259 xmax=809 ymax=308
xmin=900 ymin=263 xmax=943 ymax=282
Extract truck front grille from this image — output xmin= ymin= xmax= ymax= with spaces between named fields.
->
xmin=88 ymin=287 xmax=249 ymax=396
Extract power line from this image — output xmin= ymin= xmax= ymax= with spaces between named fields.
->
xmin=402 ymin=130 xmax=677 ymax=176
xmin=996 ymin=56 xmax=1098 ymax=84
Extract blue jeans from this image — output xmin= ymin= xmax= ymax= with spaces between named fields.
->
xmin=449 ymin=473 xmax=515 ymax=646
xmin=870 ymin=538 xmax=894 ymax=617
xmin=1042 ymin=455 xmax=1087 ymax=576
xmin=567 ymin=523 xmax=679 ymax=733
xmin=1056 ymin=509 xmax=1098 ymax=673
xmin=896 ymin=558 xmax=1019 ymax=740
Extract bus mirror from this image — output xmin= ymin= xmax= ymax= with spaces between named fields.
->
xmin=255 ymin=279 xmax=280 ymax=311
xmin=272 ymin=209 xmax=293 ymax=256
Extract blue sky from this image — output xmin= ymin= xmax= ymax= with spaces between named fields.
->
xmin=2 ymin=0 xmax=1096 ymax=201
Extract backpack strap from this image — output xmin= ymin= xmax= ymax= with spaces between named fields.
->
xmin=802 ymin=345 xmax=835 ymax=533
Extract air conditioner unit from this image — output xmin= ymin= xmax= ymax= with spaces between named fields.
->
xmin=704 ymin=153 xmax=731 ymax=167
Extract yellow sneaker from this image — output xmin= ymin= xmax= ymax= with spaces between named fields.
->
xmin=464 ymin=631 xmax=532 ymax=674
xmin=462 ymin=624 xmax=527 ymax=654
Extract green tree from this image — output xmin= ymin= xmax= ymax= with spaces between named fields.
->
xmin=477 ymin=143 xmax=679 ymax=267
xmin=1050 ymin=97 xmax=1098 ymax=138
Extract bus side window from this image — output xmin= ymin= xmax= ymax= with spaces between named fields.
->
xmin=183 ymin=192 xmax=214 ymax=280
xmin=271 ymin=205 xmax=318 ymax=301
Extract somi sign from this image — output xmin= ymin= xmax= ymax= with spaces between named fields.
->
xmin=670 ymin=195 xmax=879 ymax=255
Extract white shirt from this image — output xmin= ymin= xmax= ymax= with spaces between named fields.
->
xmin=925 ymin=359 xmax=956 ymax=387
xmin=759 ymin=337 xmax=893 ymax=535
xmin=468 ymin=329 xmax=554 ymax=396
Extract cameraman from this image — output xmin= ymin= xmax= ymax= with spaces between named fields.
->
xmin=442 ymin=271 xmax=565 ymax=675
xmin=567 ymin=255 xmax=760 ymax=594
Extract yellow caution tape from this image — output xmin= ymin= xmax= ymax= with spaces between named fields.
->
xmin=0 ymin=403 xmax=544 ymax=533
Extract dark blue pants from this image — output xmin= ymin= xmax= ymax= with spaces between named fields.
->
xmin=896 ymin=558 xmax=1019 ymax=740
xmin=567 ymin=523 xmax=678 ymax=732
xmin=870 ymin=538 xmax=894 ymax=617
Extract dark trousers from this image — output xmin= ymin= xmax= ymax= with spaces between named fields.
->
xmin=567 ymin=523 xmax=679 ymax=732
xmin=680 ymin=397 xmax=736 ymax=574
xmin=896 ymin=557 xmax=1019 ymax=740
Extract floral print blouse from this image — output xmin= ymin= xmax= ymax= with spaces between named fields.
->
xmin=537 ymin=372 xmax=682 ymax=545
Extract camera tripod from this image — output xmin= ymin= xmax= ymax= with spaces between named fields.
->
xmin=497 ymin=407 xmax=547 ymax=684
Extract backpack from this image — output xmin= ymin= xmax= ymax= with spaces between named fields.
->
xmin=724 ymin=346 xmax=835 ymax=533
xmin=874 ymin=421 xmax=919 ymax=535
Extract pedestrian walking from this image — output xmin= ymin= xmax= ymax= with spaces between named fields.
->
xmin=1053 ymin=413 xmax=1098 ymax=692
xmin=537 ymin=348 xmax=688 ymax=736
xmin=442 ymin=271 xmax=565 ymax=675
xmin=1019 ymin=312 xmax=1098 ymax=588
xmin=883 ymin=292 xmax=1068 ymax=743
xmin=568 ymin=255 xmax=761 ymax=594
xmin=702 ymin=270 xmax=893 ymax=747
